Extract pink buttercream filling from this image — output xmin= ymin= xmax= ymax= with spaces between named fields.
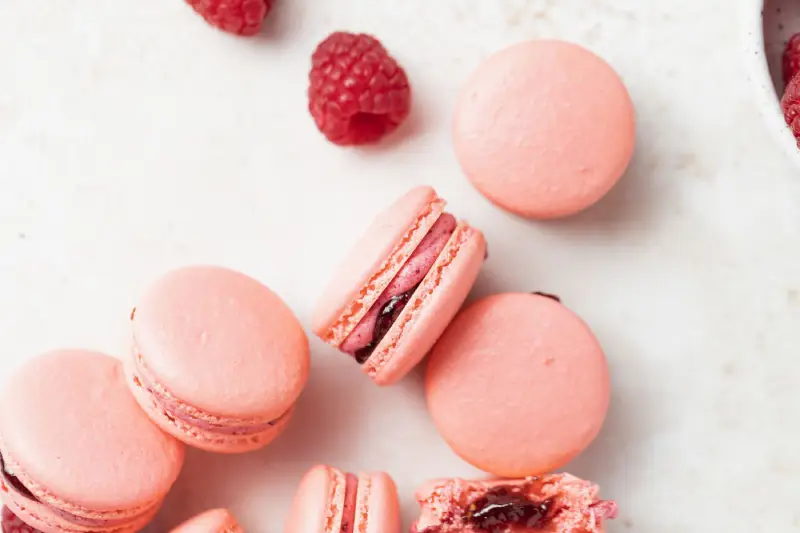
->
xmin=340 ymin=473 xmax=358 ymax=533
xmin=132 ymin=355 xmax=282 ymax=436
xmin=340 ymin=213 xmax=457 ymax=358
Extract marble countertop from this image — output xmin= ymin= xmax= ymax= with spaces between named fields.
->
xmin=2 ymin=0 xmax=799 ymax=531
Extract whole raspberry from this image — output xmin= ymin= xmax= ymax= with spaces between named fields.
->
xmin=781 ymin=73 xmax=800 ymax=147
xmin=2 ymin=508 xmax=42 ymax=533
xmin=784 ymin=33 xmax=800 ymax=86
xmin=185 ymin=0 xmax=271 ymax=36
xmin=309 ymin=32 xmax=412 ymax=146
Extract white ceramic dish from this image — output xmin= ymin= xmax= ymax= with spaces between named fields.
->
xmin=744 ymin=0 xmax=800 ymax=165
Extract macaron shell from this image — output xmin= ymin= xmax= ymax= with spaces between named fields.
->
xmin=366 ymin=225 xmax=486 ymax=386
xmin=453 ymin=40 xmax=635 ymax=219
xmin=0 ymin=350 xmax=184 ymax=512
xmin=1 ymin=492 xmax=158 ymax=533
xmin=169 ymin=509 xmax=242 ymax=533
xmin=125 ymin=358 xmax=293 ymax=453
xmin=313 ymin=186 xmax=446 ymax=344
xmin=283 ymin=465 xmax=344 ymax=533
xmin=426 ymin=293 xmax=610 ymax=477
xmin=132 ymin=266 xmax=310 ymax=420
xmin=354 ymin=473 xmax=400 ymax=533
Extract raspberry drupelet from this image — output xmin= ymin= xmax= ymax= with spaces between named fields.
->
xmin=784 ymin=33 xmax=800 ymax=86
xmin=308 ymin=32 xmax=412 ymax=146
xmin=782 ymin=73 xmax=800 ymax=148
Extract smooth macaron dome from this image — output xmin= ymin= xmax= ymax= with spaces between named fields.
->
xmin=426 ymin=293 xmax=610 ymax=477
xmin=453 ymin=40 xmax=636 ymax=219
xmin=170 ymin=509 xmax=242 ymax=533
xmin=313 ymin=186 xmax=486 ymax=386
xmin=0 ymin=350 xmax=185 ymax=533
xmin=284 ymin=465 xmax=400 ymax=533
xmin=129 ymin=265 xmax=310 ymax=453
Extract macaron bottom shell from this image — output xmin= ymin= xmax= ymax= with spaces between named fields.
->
xmin=0 ymin=480 xmax=159 ymax=533
xmin=125 ymin=359 xmax=294 ymax=454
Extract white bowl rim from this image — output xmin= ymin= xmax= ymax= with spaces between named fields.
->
xmin=742 ymin=0 xmax=800 ymax=166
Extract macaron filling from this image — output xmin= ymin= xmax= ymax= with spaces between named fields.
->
xmin=413 ymin=475 xmax=617 ymax=533
xmin=465 ymin=487 xmax=553 ymax=530
xmin=340 ymin=473 xmax=358 ymax=533
xmin=340 ymin=213 xmax=457 ymax=363
xmin=131 ymin=353 xmax=287 ymax=436
xmin=0 ymin=452 xmax=155 ymax=529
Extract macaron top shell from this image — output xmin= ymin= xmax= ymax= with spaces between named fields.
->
xmin=0 ymin=350 xmax=184 ymax=511
xmin=283 ymin=465 xmax=332 ymax=533
xmin=170 ymin=509 xmax=242 ymax=533
xmin=453 ymin=40 xmax=636 ymax=219
xmin=426 ymin=293 xmax=610 ymax=477
xmin=133 ymin=266 xmax=309 ymax=419
xmin=313 ymin=186 xmax=446 ymax=344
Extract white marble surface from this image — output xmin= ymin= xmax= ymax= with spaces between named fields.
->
xmin=1 ymin=0 xmax=799 ymax=531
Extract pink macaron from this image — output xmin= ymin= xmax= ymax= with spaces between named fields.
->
xmin=426 ymin=293 xmax=610 ymax=477
xmin=412 ymin=474 xmax=617 ymax=533
xmin=169 ymin=509 xmax=242 ymax=533
xmin=313 ymin=186 xmax=487 ymax=386
xmin=128 ymin=265 xmax=310 ymax=453
xmin=284 ymin=465 xmax=400 ymax=533
xmin=0 ymin=350 xmax=185 ymax=533
xmin=453 ymin=40 xmax=636 ymax=219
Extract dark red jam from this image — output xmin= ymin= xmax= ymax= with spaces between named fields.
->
xmin=532 ymin=292 xmax=561 ymax=303
xmin=0 ymin=453 xmax=36 ymax=501
xmin=354 ymin=285 xmax=418 ymax=364
xmin=465 ymin=487 xmax=552 ymax=532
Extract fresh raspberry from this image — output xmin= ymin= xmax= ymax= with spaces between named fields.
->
xmin=185 ymin=0 xmax=271 ymax=36
xmin=308 ymin=32 xmax=412 ymax=146
xmin=784 ymin=33 xmax=800 ymax=86
xmin=2 ymin=508 xmax=42 ymax=533
xmin=781 ymin=73 xmax=800 ymax=147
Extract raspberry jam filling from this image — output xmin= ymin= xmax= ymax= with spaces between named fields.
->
xmin=353 ymin=285 xmax=418 ymax=364
xmin=465 ymin=487 xmax=553 ymax=531
xmin=340 ymin=213 xmax=457 ymax=363
xmin=0 ymin=454 xmax=36 ymax=502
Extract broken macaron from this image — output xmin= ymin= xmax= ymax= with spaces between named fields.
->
xmin=412 ymin=474 xmax=617 ymax=533
xmin=313 ymin=186 xmax=487 ymax=386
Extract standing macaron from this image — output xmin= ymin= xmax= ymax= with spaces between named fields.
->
xmin=313 ymin=186 xmax=487 ymax=386
xmin=0 ymin=350 xmax=185 ymax=533
xmin=426 ymin=293 xmax=610 ymax=477
xmin=284 ymin=465 xmax=400 ymax=533
xmin=170 ymin=509 xmax=242 ymax=533
xmin=453 ymin=40 xmax=636 ymax=219
xmin=128 ymin=265 xmax=310 ymax=453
